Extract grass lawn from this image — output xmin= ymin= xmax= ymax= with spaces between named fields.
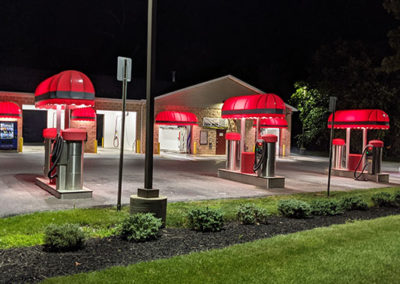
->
xmin=42 ymin=215 xmax=400 ymax=284
xmin=0 ymin=186 xmax=399 ymax=249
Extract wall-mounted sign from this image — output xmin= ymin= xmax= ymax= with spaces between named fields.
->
xmin=203 ymin=117 xmax=227 ymax=129
xmin=200 ymin=130 xmax=208 ymax=145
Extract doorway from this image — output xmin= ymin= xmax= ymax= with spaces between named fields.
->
xmin=23 ymin=110 xmax=47 ymax=144
xmin=216 ymin=129 xmax=226 ymax=155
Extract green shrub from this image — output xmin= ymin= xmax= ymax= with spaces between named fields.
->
xmin=117 ymin=213 xmax=162 ymax=242
xmin=339 ymin=196 xmax=368 ymax=211
xmin=277 ymin=199 xmax=311 ymax=219
xmin=187 ymin=207 xmax=224 ymax=232
xmin=44 ymin=223 xmax=86 ymax=252
xmin=310 ymin=199 xmax=345 ymax=216
xmin=236 ymin=203 xmax=269 ymax=225
xmin=371 ymin=192 xmax=393 ymax=207
xmin=392 ymin=191 xmax=400 ymax=207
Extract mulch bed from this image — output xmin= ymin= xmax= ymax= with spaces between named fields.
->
xmin=1 ymin=207 xmax=400 ymax=283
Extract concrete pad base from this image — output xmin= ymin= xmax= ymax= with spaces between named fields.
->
xmin=331 ymin=168 xmax=389 ymax=183
xmin=130 ymin=195 xmax=167 ymax=226
xmin=218 ymin=169 xmax=285 ymax=189
xmin=35 ymin=177 xmax=93 ymax=199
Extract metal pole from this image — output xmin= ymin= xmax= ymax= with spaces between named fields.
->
xmin=255 ymin=117 xmax=260 ymax=142
xmin=56 ymin=105 xmax=62 ymax=135
xmin=327 ymin=108 xmax=336 ymax=197
xmin=117 ymin=59 xmax=128 ymax=211
xmin=144 ymin=0 xmax=157 ymax=190
xmin=362 ymin=128 xmax=367 ymax=169
xmin=345 ymin=128 xmax=350 ymax=169
xmin=240 ymin=118 xmax=245 ymax=155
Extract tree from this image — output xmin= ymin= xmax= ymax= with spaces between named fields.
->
xmin=382 ymin=0 xmax=400 ymax=72
xmin=290 ymin=82 xmax=329 ymax=150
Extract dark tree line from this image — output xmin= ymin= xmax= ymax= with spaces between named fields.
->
xmin=291 ymin=0 xmax=400 ymax=160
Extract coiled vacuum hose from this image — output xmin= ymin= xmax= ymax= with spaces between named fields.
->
xmin=353 ymin=144 xmax=373 ymax=181
xmin=48 ymin=135 xmax=64 ymax=179
xmin=253 ymin=142 xmax=267 ymax=172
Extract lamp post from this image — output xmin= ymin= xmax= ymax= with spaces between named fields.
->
xmin=130 ymin=0 xmax=167 ymax=225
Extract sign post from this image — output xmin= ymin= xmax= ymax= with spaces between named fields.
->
xmin=327 ymin=96 xmax=337 ymax=197
xmin=116 ymin=56 xmax=132 ymax=211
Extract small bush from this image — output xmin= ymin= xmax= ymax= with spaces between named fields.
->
xmin=187 ymin=207 xmax=224 ymax=232
xmin=44 ymin=223 xmax=86 ymax=252
xmin=371 ymin=192 xmax=393 ymax=207
xmin=236 ymin=203 xmax=269 ymax=225
xmin=277 ymin=199 xmax=311 ymax=219
xmin=339 ymin=196 xmax=368 ymax=211
xmin=117 ymin=213 xmax=162 ymax=242
xmin=393 ymin=191 xmax=400 ymax=207
xmin=310 ymin=199 xmax=345 ymax=216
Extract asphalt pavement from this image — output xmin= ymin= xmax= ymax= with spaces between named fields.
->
xmin=0 ymin=146 xmax=399 ymax=217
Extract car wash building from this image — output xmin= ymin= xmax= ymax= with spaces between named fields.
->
xmin=154 ymin=75 xmax=296 ymax=156
xmin=0 ymin=74 xmax=295 ymax=156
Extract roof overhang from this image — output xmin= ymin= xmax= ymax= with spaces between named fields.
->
xmin=155 ymin=75 xmax=297 ymax=111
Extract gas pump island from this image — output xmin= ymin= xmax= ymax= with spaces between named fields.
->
xmin=218 ymin=94 xmax=285 ymax=189
xmin=328 ymin=109 xmax=390 ymax=183
xmin=35 ymin=71 xmax=94 ymax=199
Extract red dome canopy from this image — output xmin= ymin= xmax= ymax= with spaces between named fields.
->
xmin=35 ymin=70 xmax=95 ymax=109
xmin=221 ymin=94 xmax=286 ymax=119
xmin=252 ymin=117 xmax=288 ymax=128
xmin=0 ymin=102 xmax=22 ymax=119
xmin=71 ymin=107 xmax=96 ymax=121
xmin=155 ymin=111 xmax=197 ymax=125
xmin=328 ymin=109 xmax=389 ymax=130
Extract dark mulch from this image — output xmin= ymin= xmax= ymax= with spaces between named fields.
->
xmin=1 ymin=207 xmax=400 ymax=283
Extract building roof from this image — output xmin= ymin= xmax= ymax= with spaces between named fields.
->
xmin=155 ymin=75 xmax=297 ymax=111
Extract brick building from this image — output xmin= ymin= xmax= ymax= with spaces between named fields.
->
xmin=0 ymin=75 xmax=296 ymax=156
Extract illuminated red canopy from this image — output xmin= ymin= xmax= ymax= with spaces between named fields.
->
xmin=35 ymin=70 xmax=95 ymax=109
xmin=71 ymin=107 xmax=96 ymax=121
xmin=221 ymin=94 xmax=286 ymax=119
xmin=252 ymin=117 xmax=288 ymax=128
xmin=0 ymin=102 xmax=22 ymax=119
xmin=328 ymin=109 xmax=389 ymax=130
xmin=155 ymin=111 xmax=197 ymax=125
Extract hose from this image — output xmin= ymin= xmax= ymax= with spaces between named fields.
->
xmin=187 ymin=126 xmax=192 ymax=154
xmin=113 ymin=116 xmax=119 ymax=148
xmin=253 ymin=141 xmax=267 ymax=172
xmin=353 ymin=144 xmax=373 ymax=181
xmin=48 ymin=135 xmax=64 ymax=179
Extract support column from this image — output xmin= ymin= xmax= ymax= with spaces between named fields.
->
xmin=255 ymin=117 xmax=260 ymax=143
xmin=345 ymin=128 xmax=350 ymax=170
xmin=240 ymin=118 xmax=245 ymax=155
xmin=362 ymin=128 xmax=367 ymax=169
xmin=56 ymin=105 xmax=62 ymax=135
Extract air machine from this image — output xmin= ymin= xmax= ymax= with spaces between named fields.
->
xmin=253 ymin=134 xmax=277 ymax=178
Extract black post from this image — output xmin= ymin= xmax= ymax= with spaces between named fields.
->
xmin=327 ymin=104 xmax=336 ymax=197
xmin=144 ymin=0 xmax=157 ymax=190
xmin=117 ymin=60 xmax=128 ymax=211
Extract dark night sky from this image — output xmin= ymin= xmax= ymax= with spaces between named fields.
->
xmin=0 ymin=0 xmax=395 ymax=101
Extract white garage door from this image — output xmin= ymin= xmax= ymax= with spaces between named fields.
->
xmin=159 ymin=127 xmax=180 ymax=152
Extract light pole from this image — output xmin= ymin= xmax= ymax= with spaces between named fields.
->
xmin=130 ymin=0 xmax=167 ymax=225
